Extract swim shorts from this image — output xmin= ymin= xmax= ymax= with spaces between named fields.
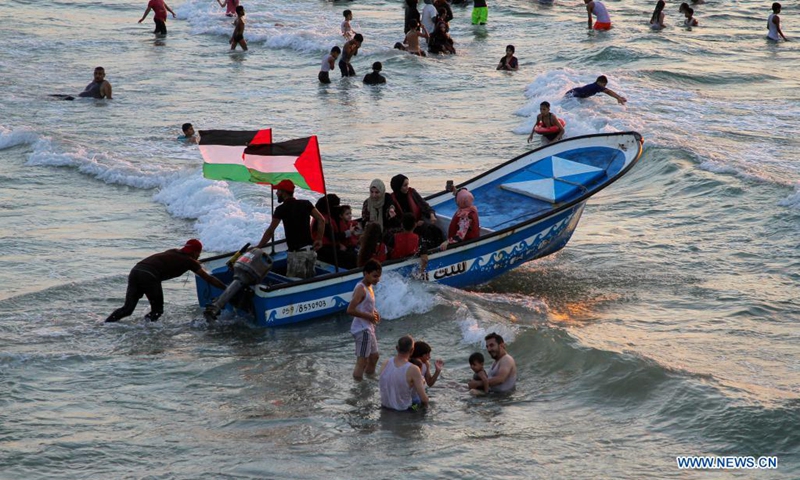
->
xmin=154 ymin=19 xmax=167 ymax=35
xmin=593 ymin=21 xmax=611 ymax=30
xmin=232 ymin=33 xmax=244 ymax=43
xmin=318 ymin=71 xmax=331 ymax=84
xmin=354 ymin=329 xmax=378 ymax=358
xmin=472 ymin=6 xmax=488 ymax=25
xmin=339 ymin=59 xmax=356 ymax=77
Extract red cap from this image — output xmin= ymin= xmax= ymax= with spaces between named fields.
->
xmin=180 ymin=238 xmax=203 ymax=254
xmin=274 ymin=179 xmax=295 ymax=192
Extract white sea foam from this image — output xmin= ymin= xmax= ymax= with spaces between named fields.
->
xmin=455 ymin=304 xmax=517 ymax=346
xmin=374 ymin=271 xmax=438 ymax=320
xmin=0 ymin=125 xmax=39 ymax=150
xmin=516 ymin=69 xmax=800 ymax=189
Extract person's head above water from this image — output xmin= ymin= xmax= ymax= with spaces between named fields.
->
xmin=372 ymin=61 xmax=382 ymax=72
xmin=93 ymin=67 xmax=105 ymax=82
xmin=343 ymin=9 xmax=352 ymax=19
xmin=651 ymin=0 xmax=666 ymax=22
xmin=772 ymin=2 xmax=781 ymax=13
xmin=235 ymin=5 xmax=244 ymax=16
xmin=354 ymin=33 xmax=364 ymax=44
xmin=506 ymin=44 xmax=515 ymax=54
xmin=595 ymin=75 xmax=608 ymax=87
xmin=182 ymin=123 xmax=194 ymax=135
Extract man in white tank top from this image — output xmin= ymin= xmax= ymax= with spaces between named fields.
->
xmin=767 ymin=2 xmax=788 ymax=41
xmin=584 ymin=0 xmax=612 ymax=30
xmin=379 ymin=335 xmax=429 ymax=411
xmin=467 ymin=332 xmax=516 ymax=393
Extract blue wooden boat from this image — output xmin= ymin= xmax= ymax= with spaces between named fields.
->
xmin=195 ymin=132 xmax=644 ymax=326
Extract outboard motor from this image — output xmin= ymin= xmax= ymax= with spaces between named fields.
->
xmin=204 ymin=248 xmax=273 ymax=322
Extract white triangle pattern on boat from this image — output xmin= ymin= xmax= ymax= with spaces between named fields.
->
xmin=550 ymin=156 xmax=603 ymax=179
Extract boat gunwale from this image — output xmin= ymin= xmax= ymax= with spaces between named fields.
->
xmin=199 ymin=131 xmax=643 ymax=292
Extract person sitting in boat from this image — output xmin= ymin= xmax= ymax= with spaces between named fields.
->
xmin=362 ymin=179 xmax=400 ymax=235
xmin=357 ymin=223 xmax=389 ymax=267
xmin=389 ymin=174 xmax=444 ymax=250
xmin=105 ymin=239 xmax=227 ymax=323
xmin=440 ymin=188 xmax=480 ymax=250
xmin=527 ymin=101 xmax=564 ymax=144
xmin=314 ymin=194 xmax=355 ymax=269
xmin=319 ymin=204 xmax=359 ymax=269
xmin=390 ymin=213 xmax=421 ymax=259
xmin=255 ymin=179 xmax=326 ymax=279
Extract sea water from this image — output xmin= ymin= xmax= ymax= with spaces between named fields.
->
xmin=0 ymin=0 xmax=798 ymax=478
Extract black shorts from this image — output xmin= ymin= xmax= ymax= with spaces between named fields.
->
xmin=339 ymin=59 xmax=356 ymax=77
xmin=154 ymin=19 xmax=167 ymax=35
xmin=318 ymin=71 xmax=331 ymax=84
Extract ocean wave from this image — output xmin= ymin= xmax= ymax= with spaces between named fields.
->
xmin=0 ymin=125 xmax=39 ymax=150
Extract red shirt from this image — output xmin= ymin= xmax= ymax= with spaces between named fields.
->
xmin=148 ymin=0 xmax=167 ymax=21
xmin=391 ymin=232 xmax=420 ymax=259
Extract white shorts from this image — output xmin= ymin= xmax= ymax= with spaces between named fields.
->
xmin=353 ymin=329 xmax=378 ymax=358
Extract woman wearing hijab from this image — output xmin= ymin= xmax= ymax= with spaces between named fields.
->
xmin=389 ymin=174 xmax=443 ymax=250
xmin=361 ymin=179 xmax=399 ymax=234
xmin=441 ymin=188 xmax=480 ymax=250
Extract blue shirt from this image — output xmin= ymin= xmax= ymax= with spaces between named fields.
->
xmin=567 ymin=82 xmax=605 ymax=98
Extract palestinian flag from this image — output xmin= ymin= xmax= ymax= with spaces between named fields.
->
xmin=242 ymin=136 xmax=326 ymax=194
xmin=199 ymin=129 xmax=273 ymax=183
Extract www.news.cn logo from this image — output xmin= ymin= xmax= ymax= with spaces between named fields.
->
xmin=676 ymin=456 xmax=778 ymax=470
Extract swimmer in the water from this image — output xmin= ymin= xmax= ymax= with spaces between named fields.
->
xmin=684 ymin=7 xmax=698 ymax=26
xmin=363 ymin=61 xmax=387 ymax=85
xmin=527 ymin=101 xmax=564 ymax=144
xmin=650 ymin=0 xmax=666 ymax=29
xmin=565 ymin=75 xmax=627 ymax=105
xmin=319 ymin=46 xmax=341 ymax=84
xmin=496 ymin=45 xmax=518 ymax=71
xmin=767 ymin=2 xmax=787 ymax=41
xmin=178 ymin=123 xmax=198 ymax=143
xmin=342 ymin=9 xmax=354 ymax=41
xmin=230 ymin=5 xmax=247 ymax=51
xmin=138 ymin=0 xmax=176 ymax=36
xmin=468 ymin=352 xmax=489 ymax=396
xmin=216 ymin=0 xmax=239 ymax=17
xmin=50 ymin=66 xmax=112 ymax=101
xmin=403 ymin=19 xmax=429 ymax=56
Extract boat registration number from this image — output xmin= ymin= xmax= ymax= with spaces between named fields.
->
xmin=279 ymin=299 xmax=329 ymax=318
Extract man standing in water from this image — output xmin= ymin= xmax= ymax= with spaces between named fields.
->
xmin=138 ymin=0 xmax=176 ymax=36
xmin=767 ymin=3 xmax=788 ymax=42
xmin=339 ymin=33 xmax=364 ymax=78
xmin=468 ymin=332 xmax=516 ymax=393
xmin=105 ymin=239 xmax=226 ymax=323
xmin=585 ymin=0 xmax=612 ymax=30
xmin=379 ymin=335 xmax=429 ymax=411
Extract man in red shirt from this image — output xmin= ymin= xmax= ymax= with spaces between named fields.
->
xmin=105 ymin=239 xmax=226 ymax=323
xmin=138 ymin=0 xmax=176 ymax=36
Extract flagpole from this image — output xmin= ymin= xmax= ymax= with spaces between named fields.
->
xmin=316 ymin=137 xmax=340 ymax=273
xmin=270 ymin=185 xmax=276 ymax=256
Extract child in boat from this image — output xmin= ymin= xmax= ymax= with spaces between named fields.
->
xmin=391 ymin=213 xmax=421 ymax=259
xmin=347 ymin=259 xmax=382 ymax=380
xmin=440 ymin=188 xmax=480 ymax=250
xmin=357 ymin=223 xmax=388 ymax=267
xmin=527 ymin=101 xmax=564 ymax=144
xmin=469 ymin=352 xmax=489 ymax=395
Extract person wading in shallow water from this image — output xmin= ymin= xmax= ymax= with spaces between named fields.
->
xmin=105 ymin=239 xmax=226 ymax=323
